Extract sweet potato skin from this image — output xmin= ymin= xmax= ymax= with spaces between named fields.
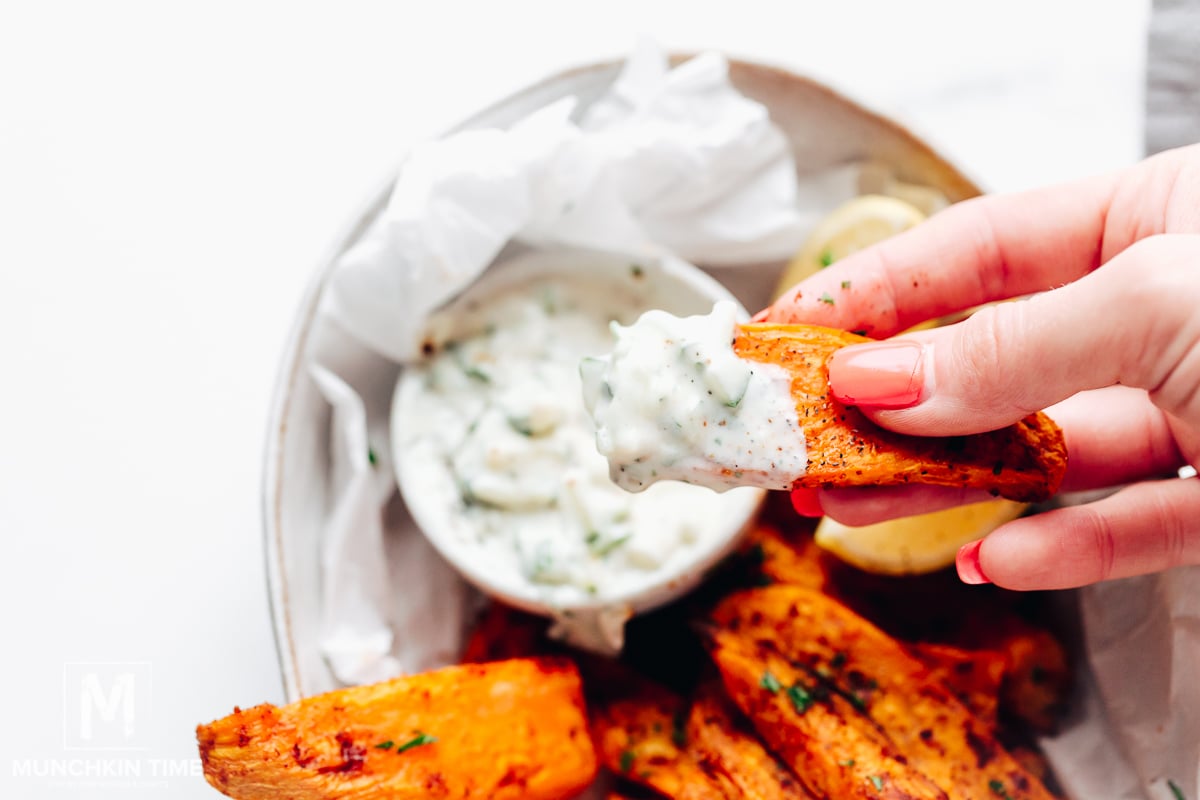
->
xmin=710 ymin=586 xmax=1055 ymax=800
xmin=733 ymin=323 xmax=1067 ymax=503
xmin=686 ymin=684 xmax=814 ymax=799
xmin=707 ymin=628 xmax=948 ymax=799
xmin=196 ymin=658 xmax=596 ymax=800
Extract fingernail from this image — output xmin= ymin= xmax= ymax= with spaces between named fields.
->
xmin=790 ymin=488 xmax=824 ymax=517
xmin=956 ymin=540 xmax=991 ymax=585
xmin=828 ymin=340 xmax=925 ymax=409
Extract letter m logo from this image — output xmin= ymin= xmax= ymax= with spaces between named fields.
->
xmin=63 ymin=662 xmax=152 ymax=750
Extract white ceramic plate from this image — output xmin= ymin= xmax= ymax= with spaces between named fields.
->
xmin=262 ymin=57 xmax=981 ymax=702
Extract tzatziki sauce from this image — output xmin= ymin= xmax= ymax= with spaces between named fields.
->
xmin=583 ymin=301 xmax=808 ymax=492
xmin=395 ymin=275 xmax=760 ymax=631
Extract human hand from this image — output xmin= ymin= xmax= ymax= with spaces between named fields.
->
xmin=758 ymin=145 xmax=1200 ymax=591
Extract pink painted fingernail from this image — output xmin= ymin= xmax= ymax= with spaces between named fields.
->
xmin=790 ymin=488 xmax=824 ymax=518
xmin=828 ymin=340 xmax=925 ymax=409
xmin=956 ymin=540 xmax=991 ymax=585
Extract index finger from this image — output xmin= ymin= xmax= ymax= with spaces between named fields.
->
xmin=760 ymin=171 xmax=1120 ymax=337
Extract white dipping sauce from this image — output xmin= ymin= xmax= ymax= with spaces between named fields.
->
xmin=397 ymin=276 xmax=758 ymax=617
xmin=583 ymin=301 xmax=807 ymax=492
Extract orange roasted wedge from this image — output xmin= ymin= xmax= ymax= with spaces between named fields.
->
xmin=733 ymin=324 xmax=1067 ymax=503
xmin=196 ymin=658 xmax=596 ymax=800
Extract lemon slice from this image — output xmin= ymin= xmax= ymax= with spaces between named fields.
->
xmin=774 ymin=194 xmax=926 ymax=300
xmin=814 ymin=499 xmax=1027 ymax=576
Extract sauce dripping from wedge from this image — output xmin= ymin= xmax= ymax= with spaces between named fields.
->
xmin=583 ymin=301 xmax=807 ymax=492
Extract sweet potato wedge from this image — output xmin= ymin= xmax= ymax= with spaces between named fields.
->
xmin=733 ymin=323 xmax=1067 ymax=503
xmin=741 ymin=522 xmax=830 ymax=592
xmin=957 ymin=616 xmax=1072 ymax=734
xmin=686 ymin=683 xmax=814 ymax=799
xmin=459 ymin=601 xmax=550 ymax=663
xmin=908 ymin=642 xmax=1006 ymax=728
xmin=709 ymin=586 xmax=1054 ymax=799
xmin=196 ymin=657 xmax=596 ymax=800
xmin=587 ymin=672 xmax=730 ymax=800
xmin=706 ymin=627 xmax=948 ymax=799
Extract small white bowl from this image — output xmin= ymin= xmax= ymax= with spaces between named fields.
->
xmin=389 ymin=247 xmax=765 ymax=648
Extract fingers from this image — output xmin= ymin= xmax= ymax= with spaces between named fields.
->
xmin=1047 ymin=387 xmax=1186 ymax=492
xmin=828 ymin=234 xmax=1200 ymax=436
xmin=760 ymin=171 xmax=1120 ymax=336
xmin=958 ymin=476 xmax=1200 ymax=590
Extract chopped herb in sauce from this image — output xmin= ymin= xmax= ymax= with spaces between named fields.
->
xmin=507 ymin=416 xmax=535 ymax=436
xmin=396 ymin=732 xmax=437 ymax=753
xmin=868 ymin=775 xmax=884 ymax=791
xmin=818 ymin=292 xmax=836 ymax=305
xmin=841 ymin=280 xmax=852 ymax=289
xmin=619 ymin=749 xmax=635 ymax=773
xmin=819 ymin=250 xmax=835 ymax=267
xmin=760 ymin=670 xmax=783 ymax=694
xmin=838 ymin=758 xmax=856 ymax=767
xmin=374 ymin=740 xmax=394 ymax=750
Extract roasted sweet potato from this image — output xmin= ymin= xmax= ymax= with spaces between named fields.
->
xmin=741 ymin=522 xmax=830 ymax=592
xmin=686 ymin=684 xmax=814 ymax=799
xmin=908 ymin=642 xmax=1006 ymax=727
xmin=733 ymin=324 xmax=1067 ymax=502
xmin=707 ymin=628 xmax=948 ymax=799
xmin=959 ymin=616 xmax=1072 ymax=734
xmin=709 ymin=586 xmax=1054 ymax=799
xmin=196 ymin=658 xmax=596 ymax=800
xmin=460 ymin=601 xmax=550 ymax=663
xmin=587 ymin=672 xmax=730 ymax=800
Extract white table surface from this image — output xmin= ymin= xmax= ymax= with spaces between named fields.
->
xmin=0 ymin=1 xmax=1149 ymax=796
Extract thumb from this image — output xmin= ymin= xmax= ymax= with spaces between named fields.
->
xmin=827 ymin=234 xmax=1200 ymax=436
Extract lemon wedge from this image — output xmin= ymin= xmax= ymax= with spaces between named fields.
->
xmin=774 ymin=194 xmax=926 ymax=300
xmin=814 ymin=499 xmax=1027 ymax=576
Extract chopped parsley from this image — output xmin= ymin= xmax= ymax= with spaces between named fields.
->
xmin=619 ymin=749 xmax=635 ymax=773
xmin=819 ymin=250 xmax=835 ymax=267
xmin=988 ymin=779 xmax=1015 ymax=799
xmin=786 ymin=683 xmax=814 ymax=714
xmin=586 ymin=533 xmax=631 ymax=557
xmin=396 ymin=732 xmax=438 ymax=752
xmin=838 ymin=758 xmax=856 ymax=767
xmin=367 ymin=447 xmax=378 ymax=466
xmin=868 ymin=774 xmax=884 ymax=791
xmin=630 ymin=264 xmax=645 ymax=278
xmin=818 ymin=292 xmax=836 ymax=306
xmin=374 ymin=740 xmax=394 ymax=750
xmin=841 ymin=280 xmax=852 ymax=289
xmin=507 ymin=416 xmax=535 ymax=437
xmin=1168 ymin=781 xmax=1186 ymax=800
xmin=759 ymin=670 xmax=783 ymax=694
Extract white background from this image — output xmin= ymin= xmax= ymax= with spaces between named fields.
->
xmin=0 ymin=1 xmax=1149 ymax=796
